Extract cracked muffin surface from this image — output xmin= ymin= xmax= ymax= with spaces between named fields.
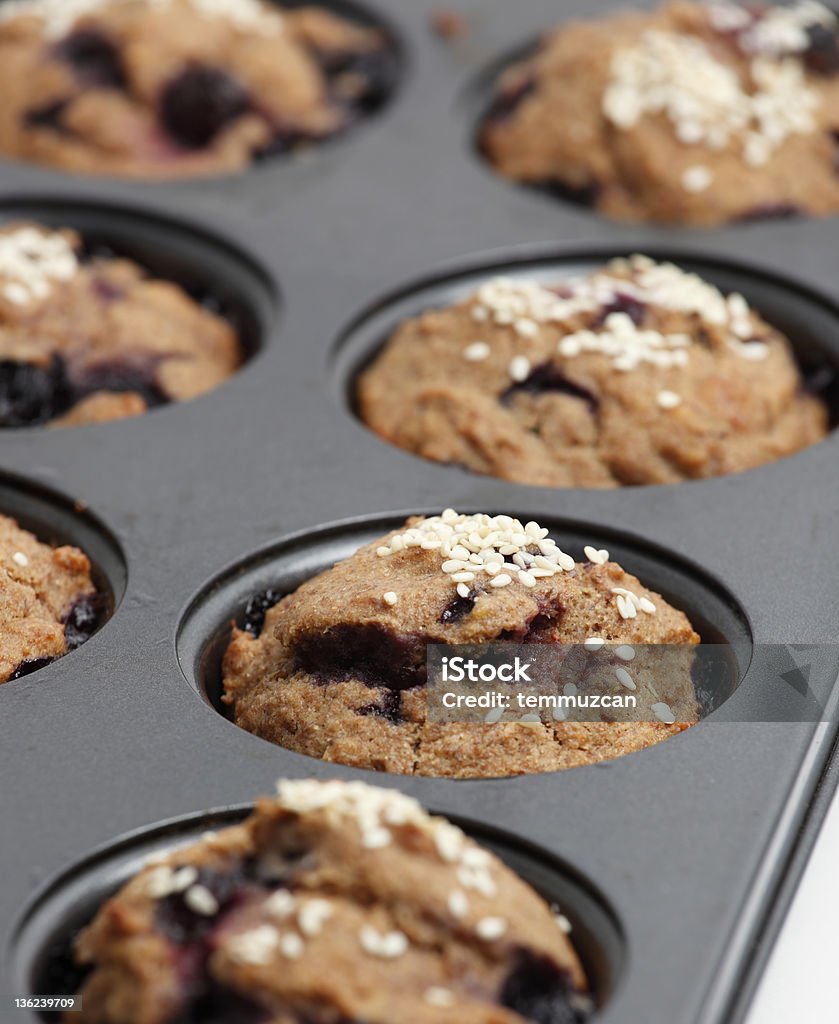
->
xmin=357 ymin=256 xmax=828 ymax=488
xmin=0 ymin=0 xmax=395 ymax=179
xmin=0 ymin=222 xmax=242 ymax=428
xmin=480 ymin=1 xmax=839 ymax=225
xmin=70 ymin=779 xmax=592 ymax=1024
xmin=223 ymin=511 xmax=701 ymax=778
xmin=0 ymin=513 xmax=101 ymax=683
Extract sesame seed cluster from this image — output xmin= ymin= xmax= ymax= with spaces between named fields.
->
xmin=464 ymin=256 xmax=767 ymax=385
xmin=0 ymin=0 xmax=283 ymax=40
xmin=602 ymin=11 xmax=824 ymax=171
xmin=711 ymin=0 xmax=836 ymax=55
xmin=376 ymin=509 xmax=578 ymax=597
xmin=137 ymin=779 xmax=561 ymax=979
xmin=0 ymin=226 xmax=78 ymax=307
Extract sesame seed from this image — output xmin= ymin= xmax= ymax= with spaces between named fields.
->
xmin=228 ymin=925 xmax=280 ymax=965
xmin=383 ymin=591 xmax=398 ymax=606
xmin=615 ymin=667 xmax=636 ymax=691
xmin=360 ymin=926 xmax=409 ymax=959
xmin=552 ymin=705 xmax=568 ymax=721
xmin=456 ymin=582 xmax=471 ymax=598
xmin=484 ymin=704 xmax=506 ymax=724
xmin=448 ymin=889 xmax=469 ymax=917
xmin=463 ymin=341 xmax=490 ymax=362
xmin=652 ymin=702 xmax=677 ymax=724
xmin=265 ymin=890 xmax=296 ymax=919
xmin=615 ymin=645 xmax=636 ymax=661
xmin=171 ymin=866 xmax=198 ymax=893
xmin=490 ymin=573 xmax=513 ymax=588
xmin=584 ymin=546 xmax=609 ymax=565
xmin=509 ymin=355 xmax=531 ymax=382
xmin=279 ymin=932 xmax=305 ymax=959
xmin=184 ymin=884 xmax=219 ymax=917
xmin=657 ymin=390 xmax=682 ymax=409
xmin=476 ymin=916 xmax=507 ymax=941
xmin=425 ymin=988 xmax=455 ymax=1007
xmin=298 ymin=899 xmax=333 ymax=936
xmin=616 ymin=594 xmax=637 ymax=620
xmin=681 ymin=165 xmax=714 ymax=193
xmin=555 ymin=913 xmax=573 ymax=933
xmin=11 ymin=551 xmax=29 ymax=567
xmin=584 ymin=637 xmax=606 ymax=650
xmin=362 ymin=827 xmax=392 ymax=850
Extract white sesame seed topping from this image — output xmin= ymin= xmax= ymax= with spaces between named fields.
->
xmin=602 ymin=26 xmax=822 ymax=169
xmin=484 ymin=704 xmax=506 ymax=724
xmin=359 ymin=926 xmax=409 ymax=959
xmin=584 ymin=637 xmax=606 ymax=650
xmin=652 ymin=701 xmax=677 ymax=724
xmin=264 ymin=889 xmax=296 ymax=919
xmin=279 ymin=932 xmax=304 ymax=959
xmin=509 ymin=355 xmax=531 ymax=382
xmin=383 ymin=591 xmax=399 ymax=606
xmin=615 ymin=645 xmax=636 ymax=661
xmin=584 ymin=546 xmax=609 ymax=565
xmin=184 ymin=884 xmax=219 ymax=917
xmin=555 ymin=912 xmax=573 ymax=934
xmin=425 ymin=987 xmax=455 ymax=1007
xmin=298 ymin=899 xmax=333 ymax=937
xmin=456 ymin=582 xmax=471 ymax=599
xmin=0 ymin=0 xmax=283 ymax=40
xmin=0 ymin=227 xmax=78 ymax=306
xmin=228 ymin=925 xmax=280 ymax=965
xmin=362 ymin=826 xmax=392 ymax=850
xmin=463 ymin=341 xmax=491 ymax=362
xmin=489 ymin=573 xmax=513 ymax=588
xmin=11 ymin=551 xmax=29 ymax=567
xmin=681 ymin=165 xmax=714 ymax=193
xmin=615 ymin=667 xmax=636 ymax=691
xmin=657 ymin=390 xmax=682 ymax=410
xmin=476 ymin=916 xmax=508 ymax=941
xmin=448 ymin=889 xmax=469 ymax=918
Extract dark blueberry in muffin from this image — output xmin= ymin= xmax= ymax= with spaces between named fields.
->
xmin=502 ymin=363 xmax=599 ymax=413
xmin=242 ymin=588 xmax=284 ymax=638
xmin=594 ymin=292 xmax=646 ymax=327
xmin=357 ymin=688 xmax=402 ymax=723
xmin=0 ymin=357 xmax=71 ymax=428
xmin=55 ymin=30 xmax=126 ymax=88
xmin=64 ymin=595 xmax=103 ymax=651
xmin=24 ymin=98 xmax=70 ymax=131
xmin=171 ymin=985 xmax=268 ymax=1024
xmin=501 ymin=951 xmax=588 ymax=1024
xmin=804 ymin=23 xmax=839 ymax=76
xmin=75 ymin=360 xmax=168 ymax=408
xmin=9 ymin=657 xmax=57 ymax=682
xmin=440 ymin=591 xmax=477 ymax=624
xmin=161 ymin=66 xmax=250 ymax=149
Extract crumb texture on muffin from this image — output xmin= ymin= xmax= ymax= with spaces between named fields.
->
xmin=480 ymin=1 xmax=839 ymax=225
xmin=0 ymin=513 xmax=100 ymax=683
xmin=0 ymin=0 xmax=395 ymax=179
xmin=222 ymin=511 xmax=701 ymax=778
xmin=0 ymin=222 xmax=242 ymax=428
xmin=357 ymin=256 xmax=828 ymax=488
xmin=70 ymin=778 xmax=592 ymax=1023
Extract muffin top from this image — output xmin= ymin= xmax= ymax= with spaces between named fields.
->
xmin=0 ymin=513 xmax=100 ymax=683
xmin=72 ymin=778 xmax=591 ymax=1024
xmin=481 ymin=1 xmax=839 ymax=225
xmin=0 ymin=0 xmax=393 ymax=178
xmin=0 ymin=221 xmax=241 ymax=428
xmin=358 ymin=256 xmax=827 ymax=487
xmin=223 ymin=511 xmax=700 ymax=777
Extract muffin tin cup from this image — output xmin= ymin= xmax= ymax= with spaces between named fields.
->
xmin=2 ymin=2 xmax=839 ymax=1023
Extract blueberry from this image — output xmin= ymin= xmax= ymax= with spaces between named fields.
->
xmin=64 ymin=595 xmax=102 ymax=650
xmin=75 ymin=360 xmax=168 ymax=408
xmin=440 ymin=592 xmax=476 ymax=624
xmin=357 ymin=689 xmax=401 ymax=723
xmin=594 ymin=292 xmax=646 ymax=327
xmin=242 ymin=588 xmax=283 ymax=637
xmin=24 ymin=98 xmax=70 ymax=131
xmin=0 ymin=357 xmax=71 ymax=428
xmin=9 ymin=657 xmax=56 ymax=681
xmin=293 ymin=624 xmax=426 ymax=690
xmin=161 ymin=66 xmax=250 ymax=149
xmin=804 ymin=23 xmax=839 ymax=76
xmin=55 ymin=30 xmax=125 ymax=87
xmin=500 ymin=952 xmax=590 ymax=1024
xmin=501 ymin=362 xmax=599 ymax=414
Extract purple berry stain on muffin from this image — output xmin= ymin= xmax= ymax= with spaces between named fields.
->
xmin=161 ymin=66 xmax=250 ymax=150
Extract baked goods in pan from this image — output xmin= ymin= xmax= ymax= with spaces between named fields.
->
xmin=357 ymin=256 xmax=828 ymax=487
xmin=70 ymin=778 xmax=593 ymax=1023
xmin=0 ymin=513 xmax=100 ymax=683
xmin=0 ymin=222 xmax=241 ymax=428
xmin=0 ymin=0 xmax=395 ymax=179
xmin=480 ymin=1 xmax=839 ymax=225
xmin=222 ymin=511 xmax=701 ymax=778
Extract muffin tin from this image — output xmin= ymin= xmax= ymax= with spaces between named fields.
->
xmin=1 ymin=1 xmax=839 ymax=1022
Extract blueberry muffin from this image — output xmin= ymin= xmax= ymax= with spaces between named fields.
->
xmin=222 ymin=511 xmax=700 ymax=778
xmin=0 ymin=513 xmax=101 ymax=683
xmin=0 ymin=222 xmax=242 ymax=428
xmin=480 ymin=1 xmax=839 ymax=225
xmin=357 ymin=256 xmax=827 ymax=488
xmin=0 ymin=0 xmax=395 ymax=179
xmin=70 ymin=779 xmax=592 ymax=1024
